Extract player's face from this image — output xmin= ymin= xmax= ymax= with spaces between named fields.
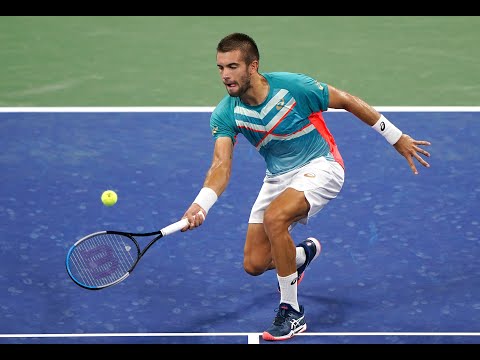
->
xmin=217 ymin=50 xmax=252 ymax=98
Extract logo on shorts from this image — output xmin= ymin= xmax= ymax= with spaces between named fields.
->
xmin=304 ymin=172 xmax=316 ymax=178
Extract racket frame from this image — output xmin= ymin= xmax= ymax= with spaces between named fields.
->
xmin=66 ymin=217 xmax=190 ymax=290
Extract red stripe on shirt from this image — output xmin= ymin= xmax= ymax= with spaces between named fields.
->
xmin=308 ymin=111 xmax=345 ymax=169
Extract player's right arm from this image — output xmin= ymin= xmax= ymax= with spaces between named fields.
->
xmin=181 ymin=136 xmax=234 ymax=231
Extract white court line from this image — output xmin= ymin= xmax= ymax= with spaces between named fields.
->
xmin=0 ymin=332 xmax=261 ymax=338
xmin=2 ymin=332 xmax=479 ymax=337
xmin=0 ymin=106 xmax=480 ymax=112
xmin=0 ymin=107 xmax=216 ymax=112
xmin=1 ymin=332 xmax=479 ymax=345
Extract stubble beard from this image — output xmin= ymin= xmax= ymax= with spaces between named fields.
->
xmin=227 ymin=76 xmax=251 ymax=98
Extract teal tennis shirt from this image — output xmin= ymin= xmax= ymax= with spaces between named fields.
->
xmin=210 ymin=72 xmax=344 ymax=176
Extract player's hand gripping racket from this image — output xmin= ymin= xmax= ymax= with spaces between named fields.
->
xmin=66 ymin=214 xmax=200 ymax=290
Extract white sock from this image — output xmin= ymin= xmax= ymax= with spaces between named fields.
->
xmin=296 ymin=246 xmax=306 ymax=269
xmin=277 ymin=272 xmax=300 ymax=312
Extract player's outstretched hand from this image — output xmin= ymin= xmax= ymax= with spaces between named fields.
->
xmin=394 ymin=134 xmax=431 ymax=175
xmin=181 ymin=205 xmax=206 ymax=232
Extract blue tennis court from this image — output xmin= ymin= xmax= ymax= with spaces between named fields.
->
xmin=0 ymin=108 xmax=479 ymax=344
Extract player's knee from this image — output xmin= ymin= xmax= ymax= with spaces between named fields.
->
xmin=243 ymin=257 xmax=265 ymax=276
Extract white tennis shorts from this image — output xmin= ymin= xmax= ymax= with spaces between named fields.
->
xmin=248 ymin=157 xmax=345 ymax=226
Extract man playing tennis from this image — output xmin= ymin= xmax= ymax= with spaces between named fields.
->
xmin=181 ymin=33 xmax=431 ymax=341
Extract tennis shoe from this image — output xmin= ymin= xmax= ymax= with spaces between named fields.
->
xmin=277 ymin=237 xmax=321 ymax=292
xmin=262 ymin=303 xmax=307 ymax=341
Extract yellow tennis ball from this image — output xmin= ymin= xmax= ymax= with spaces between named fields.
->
xmin=101 ymin=190 xmax=118 ymax=206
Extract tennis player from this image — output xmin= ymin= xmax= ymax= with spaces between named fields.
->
xmin=181 ymin=33 xmax=431 ymax=341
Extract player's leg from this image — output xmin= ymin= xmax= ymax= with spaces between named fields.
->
xmin=261 ymin=187 xmax=309 ymax=340
xmin=244 ymin=187 xmax=311 ymax=280
xmin=264 ymin=187 xmax=310 ymax=303
xmin=243 ymin=174 xmax=281 ymax=275
xmin=262 ymin=158 xmax=345 ymax=341
xmin=263 ymin=187 xmax=310 ymax=278
xmin=244 ymin=170 xmax=324 ymax=278
xmin=243 ymin=213 xmax=320 ymax=278
xmin=243 ymin=223 xmax=272 ymax=276
xmin=285 ymin=157 xmax=345 ymax=284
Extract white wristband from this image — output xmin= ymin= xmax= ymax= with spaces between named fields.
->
xmin=193 ymin=187 xmax=218 ymax=214
xmin=372 ymin=115 xmax=403 ymax=145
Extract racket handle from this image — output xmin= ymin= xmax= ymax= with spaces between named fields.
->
xmin=161 ymin=211 xmax=204 ymax=236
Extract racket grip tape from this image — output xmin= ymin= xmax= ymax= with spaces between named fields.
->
xmin=161 ymin=211 xmax=204 ymax=236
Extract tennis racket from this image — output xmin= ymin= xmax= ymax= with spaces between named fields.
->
xmin=66 ymin=215 xmax=198 ymax=290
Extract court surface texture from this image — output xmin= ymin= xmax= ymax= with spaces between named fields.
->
xmin=0 ymin=107 xmax=479 ymax=344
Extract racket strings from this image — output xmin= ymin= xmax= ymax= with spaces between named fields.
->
xmin=67 ymin=233 xmax=138 ymax=288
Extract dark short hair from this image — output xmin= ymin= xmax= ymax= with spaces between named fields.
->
xmin=217 ymin=33 xmax=260 ymax=65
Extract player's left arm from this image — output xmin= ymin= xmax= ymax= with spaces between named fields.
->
xmin=327 ymin=84 xmax=431 ymax=175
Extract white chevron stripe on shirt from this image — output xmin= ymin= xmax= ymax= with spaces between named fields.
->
xmin=256 ymin=123 xmax=316 ymax=150
xmin=233 ymin=89 xmax=289 ymax=120
xmin=235 ymin=97 xmax=296 ymax=134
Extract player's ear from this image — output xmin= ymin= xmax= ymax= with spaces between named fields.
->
xmin=250 ymin=60 xmax=259 ymax=74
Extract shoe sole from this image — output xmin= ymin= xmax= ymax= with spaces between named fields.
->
xmin=262 ymin=323 xmax=307 ymax=341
